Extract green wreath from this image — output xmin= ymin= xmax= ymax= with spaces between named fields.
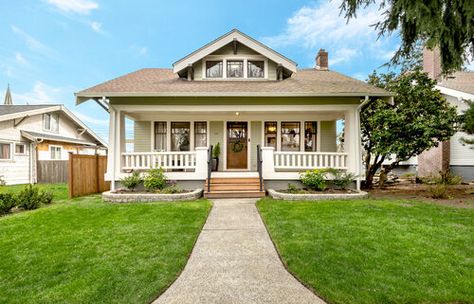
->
xmin=231 ymin=140 xmax=244 ymax=153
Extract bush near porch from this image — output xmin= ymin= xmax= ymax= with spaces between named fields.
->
xmin=257 ymin=198 xmax=474 ymax=304
xmin=0 ymin=183 xmax=211 ymax=304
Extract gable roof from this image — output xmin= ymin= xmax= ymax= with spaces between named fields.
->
xmin=21 ymin=130 xmax=98 ymax=146
xmin=0 ymin=104 xmax=107 ymax=147
xmin=75 ymin=68 xmax=391 ymax=101
xmin=437 ymin=71 xmax=474 ymax=95
xmin=172 ymin=29 xmax=298 ymax=74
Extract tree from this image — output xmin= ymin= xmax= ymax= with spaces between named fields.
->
xmin=362 ymin=68 xmax=459 ymax=188
xmin=340 ymin=0 xmax=474 ymax=74
xmin=460 ymin=101 xmax=474 ymax=147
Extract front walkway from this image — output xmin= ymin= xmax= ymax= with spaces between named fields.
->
xmin=153 ymin=199 xmax=325 ymax=304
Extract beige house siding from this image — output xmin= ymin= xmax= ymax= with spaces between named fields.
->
xmin=211 ymin=43 xmax=259 ymax=55
xmin=193 ymin=60 xmax=202 ymax=80
xmin=267 ymin=60 xmax=278 ymax=80
xmin=250 ymin=121 xmax=262 ymax=170
xmin=209 ymin=121 xmax=224 ymax=171
xmin=134 ymin=121 xmax=151 ymax=152
xmin=320 ymin=121 xmax=337 ymax=152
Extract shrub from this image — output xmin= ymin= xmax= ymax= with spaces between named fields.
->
xmin=0 ymin=176 xmax=5 ymax=187
xmin=160 ymin=185 xmax=182 ymax=194
xmin=325 ymin=169 xmax=357 ymax=190
xmin=17 ymin=185 xmax=42 ymax=210
xmin=120 ymin=171 xmax=142 ymax=191
xmin=436 ymin=170 xmax=462 ymax=185
xmin=287 ymin=183 xmax=301 ymax=194
xmin=40 ymin=191 xmax=53 ymax=204
xmin=0 ymin=193 xmax=17 ymax=214
xmin=212 ymin=142 xmax=221 ymax=159
xmin=428 ymin=184 xmax=449 ymax=199
xmin=300 ymin=169 xmax=327 ymax=191
xmin=143 ymin=168 xmax=167 ymax=191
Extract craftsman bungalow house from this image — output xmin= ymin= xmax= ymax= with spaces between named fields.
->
xmin=75 ymin=29 xmax=391 ymax=197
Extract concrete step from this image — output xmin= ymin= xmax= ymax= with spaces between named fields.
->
xmin=204 ymin=190 xmax=266 ymax=199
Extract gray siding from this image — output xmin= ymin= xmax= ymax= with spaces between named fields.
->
xmin=209 ymin=121 xmax=224 ymax=171
xmin=211 ymin=43 xmax=258 ymax=55
xmin=134 ymin=121 xmax=151 ymax=152
xmin=250 ymin=121 xmax=262 ymax=170
xmin=320 ymin=121 xmax=337 ymax=152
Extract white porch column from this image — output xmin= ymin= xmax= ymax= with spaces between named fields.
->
xmin=344 ymin=108 xmax=362 ymax=190
xmin=115 ymin=110 xmax=125 ymax=177
xmin=195 ymin=147 xmax=208 ymax=179
xmin=106 ymin=108 xmax=116 ymax=186
xmin=261 ymin=147 xmax=275 ymax=179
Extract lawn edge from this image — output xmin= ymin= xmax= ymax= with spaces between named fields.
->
xmin=255 ymin=199 xmax=331 ymax=304
xmin=148 ymin=200 xmax=213 ymax=304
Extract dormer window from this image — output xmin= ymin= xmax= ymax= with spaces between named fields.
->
xmin=206 ymin=61 xmax=223 ymax=78
xmin=248 ymin=60 xmax=264 ymax=78
xmin=227 ymin=60 xmax=244 ymax=78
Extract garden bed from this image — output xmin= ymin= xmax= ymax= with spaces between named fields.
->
xmin=268 ymin=188 xmax=368 ymax=201
xmin=103 ymin=189 xmax=203 ymax=203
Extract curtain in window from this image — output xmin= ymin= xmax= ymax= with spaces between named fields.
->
xmin=281 ymin=122 xmax=300 ymax=151
xmin=304 ymin=121 xmax=318 ymax=152
xmin=0 ymin=143 xmax=11 ymax=159
xmin=171 ymin=122 xmax=190 ymax=151
xmin=194 ymin=122 xmax=207 ymax=147
xmin=154 ymin=122 xmax=167 ymax=151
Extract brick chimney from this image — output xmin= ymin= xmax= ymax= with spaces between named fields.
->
xmin=423 ymin=47 xmax=441 ymax=81
xmin=316 ymin=49 xmax=328 ymax=70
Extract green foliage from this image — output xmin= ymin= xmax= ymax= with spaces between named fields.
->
xmin=300 ymin=169 xmax=327 ymax=191
xmin=120 ymin=171 xmax=142 ymax=191
xmin=0 ymin=193 xmax=17 ymax=215
xmin=0 ymin=176 xmax=5 ymax=187
xmin=340 ymin=0 xmax=474 ymax=74
xmin=362 ymin=68 xmax=459 ymax=188
xmin=423 ymin=170 xmax=463 ymax=185
xmin=460 ymin=100 xmax=474 ymax=147
xmin=326 ymin=169 xmax=357 ymax=190
xmin=428 ymin=184 xmax=449 ymax=199
xmin=40 ymin=191 xmax=54 ymax=204
xmin=143 ymin=168 xmax=167 ymax=191
xmin=287 ymin=183 xmax=300 ymax=194
xmin=17 ymin=185 xmax=43 ymax=210
xmin=160 ymin=185 xmax=182 ymax=194
xmin=212 ymin=142 xmax=221 ymax=159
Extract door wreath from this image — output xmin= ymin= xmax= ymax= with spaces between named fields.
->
xmin=231 ymin=140 xmax=244 ymax=153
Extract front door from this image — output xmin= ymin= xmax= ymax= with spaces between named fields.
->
xmin=226 ymin=121 xmax=248 ymax=169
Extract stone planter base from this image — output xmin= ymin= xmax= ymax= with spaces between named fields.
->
xmin=102 ymin=189 xmax=203 ymax=203
xmin=267 ymin=189 xmax=368 ymax=201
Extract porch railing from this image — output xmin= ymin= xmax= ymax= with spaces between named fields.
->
xmin=273 ymin=151 xmax=348 ymax=170
xmin=122 ymin=152 xmax=197 ymax=170
xmin=256 ymin=144 xmax=263 ymax=191
xmin=207 ymin=145 xmax=213 ymax=192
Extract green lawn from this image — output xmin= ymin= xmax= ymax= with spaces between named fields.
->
xmin=0 ymin=184 xmax=211 ymax=304
xmin=257 ymin=198 xmax=474 ymax=304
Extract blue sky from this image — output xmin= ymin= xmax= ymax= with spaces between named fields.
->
xmin=0 ymin=0 xmax=404 ymax=142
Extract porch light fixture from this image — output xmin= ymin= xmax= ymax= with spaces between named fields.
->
xmin=235 ymin=112 xmax=240 ymax=116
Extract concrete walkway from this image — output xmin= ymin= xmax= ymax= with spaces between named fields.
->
xmin=153 ymin=199 xmax=325 ymax=304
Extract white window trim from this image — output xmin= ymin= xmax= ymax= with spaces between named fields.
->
xmin=202 ymin=55 xmax=267 ymax=80
xmin=14 ymin=143 xmax=27 ymax=155
xmin=49 ymin=145 xmax=62 ymax=160
xmin=0 ymin=141 xmax=13 ymax=161
xmin=261 ymin=120 xmax=321 ymax=152
xmin=43 ymin=113 xmax=59 ymax=133
xmin=222 ymin=120 xmax=251 ymax=171
xmin=150 ymin=120 xmax=210 ymax=152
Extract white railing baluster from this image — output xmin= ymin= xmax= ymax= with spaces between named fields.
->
xmin=272 ymin=151 xmax=349 ymax=171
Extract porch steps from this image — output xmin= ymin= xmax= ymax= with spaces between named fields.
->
xmin=204 ymin=177 xmax=265 ymax=199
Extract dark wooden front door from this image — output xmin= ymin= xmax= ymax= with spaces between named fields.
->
xmin=227 ymin=121 xmax=248 ymax=169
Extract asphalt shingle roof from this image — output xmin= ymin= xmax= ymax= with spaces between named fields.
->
xmin=0 ymin=105 xmax=58 ymax=116
xmin=21 ymin=130 xmax=97 ymax=145
xmin=76 ymin=68 xmax=391 ymax=97
xmin=438 ymin=71 xmax=474 ymax=95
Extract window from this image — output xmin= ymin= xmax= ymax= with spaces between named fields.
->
xmin=206 ymin=61 xmax=223 ymax=78
xmin=194 ymin=122 xmax=207 ymax=148
xmin=0 ymin=143 xmax=12 ymax=160
xmin=171 ymin=122 xmax=190 ymax=151
xmin=264 ymin=122 xmax=277 ymax=149
xmin=154 ymin=122 xmax=167 ymax=151
xmin=304 ymin=122 xmax=318 ymax=152
xmin=248 ymin=60 xmax=264 ymax=78
xmin=227 ymin=60 xmax=244 ymax=78
xmin=281 ymin=122 xmax=300 ymax=151
xmin=43 ymin=113 xmax=59 ymax=132
xmin=15 ymin=143 xmax=26 ymax=155
xmin=50 ymin=146 xmax=62 ymax=160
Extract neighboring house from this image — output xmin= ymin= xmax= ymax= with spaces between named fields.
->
xmin=75 ymin=29 xmax=390 ymax=196
xmin=417 ymin=48 xmax=474 ymax=181
xmin=0 ymin=103 xmax=107 ymax=185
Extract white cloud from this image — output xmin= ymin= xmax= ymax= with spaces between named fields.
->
xmin=262 ymin=0 xmax=398 ymax=67
xmin=73 ymin=111 xmax=108 ymax=126
xmin=12 ymin=82 xmax=62 ymax=104
xmin=14 ymin=53 xmax=29 ymax=66
xmin=129 ymin=45 xmax=149 ymax=56
xmin=46 ymin=0 xmax=98 ymax=14
xmin=90 ymin=21 xmax=103 ymax=33
xmin=11 ymin=25 xmax=56 ymax=58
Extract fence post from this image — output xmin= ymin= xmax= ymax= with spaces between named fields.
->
xmin=68 ymin=152 xmax=74 ymax=198
xmin=96 ymin=154 xmax=100 ymax=193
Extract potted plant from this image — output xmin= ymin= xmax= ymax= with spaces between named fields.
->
xmin=212 ymin=142 xmax=221 ymax=171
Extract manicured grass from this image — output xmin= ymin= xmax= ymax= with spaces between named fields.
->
xmin=0 ymin=183 xmax=69 ymax=201
xmin=0 ymin=194 xmax=211 ymax=303
xmin=257 ymin=198 xmax=474 ymax=304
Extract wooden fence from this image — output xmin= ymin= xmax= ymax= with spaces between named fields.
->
xmin=68 ymin=153 xmax=110 ymax=198
xmin=37 ymin=160 xmax=68 ymax=183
